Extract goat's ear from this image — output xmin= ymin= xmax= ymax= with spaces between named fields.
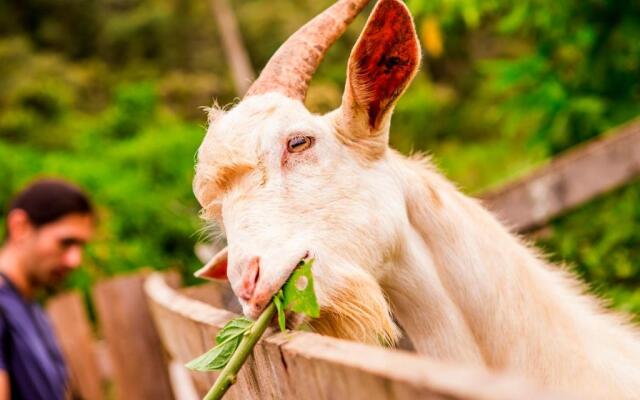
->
xmin=338 ymin=0 xmax=420 ymax=148
xmin=195 ymin=246 xmax=228 ymax=281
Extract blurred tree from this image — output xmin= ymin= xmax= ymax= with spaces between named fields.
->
xmin=406 ymin=0 xmax=640 ymax=155
xmin=0 ymin=0 xmax=102 ymax=58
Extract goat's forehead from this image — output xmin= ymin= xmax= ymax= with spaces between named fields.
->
xmin=209 ymin=94 xmax=317 ymax=143
xmin=198 ymin=94 xmax=331 ymax=171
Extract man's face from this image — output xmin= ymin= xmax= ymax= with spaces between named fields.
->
xmin=22 ymin=213 xmax=95 ymax=290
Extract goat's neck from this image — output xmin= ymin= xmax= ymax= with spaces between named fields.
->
xmin=383 ymin=152 xmax=640 ymax=396
xmin=383 ymin=222 xmax=485 ymax=365
xmin=386 ymin=154 xmax=557 ymax=367
xmin=388 ymin=153 xmax=633 ymax=365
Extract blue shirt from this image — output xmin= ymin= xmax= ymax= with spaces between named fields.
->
xmin=0 ymin=273 xmax=68 ymax=400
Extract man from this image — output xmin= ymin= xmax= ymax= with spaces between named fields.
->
xmin=0 ymin=179 xmax=95 ymax=400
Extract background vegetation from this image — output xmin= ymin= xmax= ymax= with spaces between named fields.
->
xmin=0 ymin=0 xmax=638 ymax=316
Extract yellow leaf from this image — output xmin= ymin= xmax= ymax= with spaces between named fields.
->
xmin=421 ymin=17 xmax=443 ymax=58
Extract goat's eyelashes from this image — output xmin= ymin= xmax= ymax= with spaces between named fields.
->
xmin=287 ymin=135 xmax=314 ymax=153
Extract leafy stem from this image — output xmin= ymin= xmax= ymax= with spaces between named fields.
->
xmin=187 ymin=258 xmax=319 ymax=400
xmin=202 ymin=301 xmax=276 ymax=400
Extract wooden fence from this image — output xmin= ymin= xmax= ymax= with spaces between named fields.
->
xmin=145 ymin=273 xmax=569 ymax=400
xmin=44 ymin=271 xmax=572 ymax=399
xmin=47 ymin=292 xmax=105 ymax=400
xmin=46 ymin=270 xmax=179 ymax=400
xmin=481 ymin=118 xmax=640 ymax=232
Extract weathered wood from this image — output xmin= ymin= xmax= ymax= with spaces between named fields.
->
xmin=180 ymin=281 xmax=242 ymax=313
xmin=145 ymin=273 xmax=570 ymax=400
xmin=93 ymin=271 xmax=179 ymax=400
xmin=481 ymin=118 xmax=640 ymax=232
xmin=93 ymin=340 xmax=113 ymax=383
xmin=168 ymin=360 xmax=199 ymax=400
xmin=210 ymin=0 xmax=255 ymax=96
xmin=146 ymin=274 xmax=236 ymax=397
xmin=46 ymin=292 xmax=104 ymax=400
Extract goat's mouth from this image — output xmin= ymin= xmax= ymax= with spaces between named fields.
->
xmin=241 ymin=251 xmax=313 ymax=320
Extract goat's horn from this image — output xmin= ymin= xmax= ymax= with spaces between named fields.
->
xmin=245 ymin=0 xmax=372 ymax=101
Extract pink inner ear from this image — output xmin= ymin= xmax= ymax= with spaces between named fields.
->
xmin=195 ymin=247 xmax=229 ymax=281
xmin=351 ymin=0 xmax=419 ymax=129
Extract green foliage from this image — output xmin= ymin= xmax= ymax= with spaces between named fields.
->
xmin=101 ymin=82 xmax=158 ymax=139
xmin=537 ymin=180 xmax=640 ymax=320
xmin=0 ymin=81 xmax=204 ymax=291
xmin=281 ymin=259 xmax=320 ymax=319
xmin=406 ymin=0 xmax=640 ymax=155
xmin=186 ymin=317 xmax=253 ymax=371
xmin=273 ymin=290 xmax=287 ymax=332
xmin=274 ymin=258 xmax=320 ymax=331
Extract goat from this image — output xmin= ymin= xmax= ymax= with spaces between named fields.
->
xmin=193 ymin=0 xmax=640 ymax=397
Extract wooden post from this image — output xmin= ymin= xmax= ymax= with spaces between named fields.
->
xmin=47 ymin=292 xmax=105 ymax=400
xmin=481 ymin=119 xmax=640 ymax=232
xmin=93 ymin=271 xmax=179 ymax=400
xmin=210 ymin=0 xmax=255 ymax=95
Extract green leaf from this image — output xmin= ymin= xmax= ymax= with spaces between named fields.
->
xmin=274 ymin=290 xmax=286 ymax=332
xmin=216 ymin=317 xmax=252 ymax=344
xmin=185 ymin=337 xmax=240 ymax=371
xmin=282 ymin=259 xmax=320 ymax=318
xmin=185 ymin=316 xmax=253 ymax=371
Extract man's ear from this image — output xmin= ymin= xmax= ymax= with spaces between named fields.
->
xmin=6 ymin=209 xmax=33 ymax=242
xmin=337 ymin=0 xmax=420 ymax=153
xmin=194 ymin=246 xmax=228 ymax=281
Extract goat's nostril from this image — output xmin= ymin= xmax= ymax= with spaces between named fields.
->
xmin=238 ymin=256 xmax=261 ymax=301
xmin=249 ymin=256 xmax=260 ymax=286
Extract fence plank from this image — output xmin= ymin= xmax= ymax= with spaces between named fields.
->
xmin=145 ymin=273 xmax=569 ymax=400
xmin=179 ymin=281 xmax=242 ymax=314
xmin=93 ymin=271 xmax=178 ymax=400
xmin=168 ymin=360 xmax=200 ymax=400
xmin=146 ymin=276 xmax=235 ymax=397
xmin=481 ymin=118 xmax=640 ymax=232
xmin=46 ymin=292 xmax=104 ymax=400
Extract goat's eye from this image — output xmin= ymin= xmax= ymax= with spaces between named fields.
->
xmin=287 ymin=135 xmax=314 ymax=153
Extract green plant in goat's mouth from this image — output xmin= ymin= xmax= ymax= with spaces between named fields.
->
xmin=186 ymin=259 xmax=319 ymax=400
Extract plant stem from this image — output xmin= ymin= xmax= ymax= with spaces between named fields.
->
xmin=203 ymin=302 xmax=277 ymax=400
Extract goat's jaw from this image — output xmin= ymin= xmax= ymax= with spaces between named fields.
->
xmin=234 ymin=253 xmax=399 ymax=348
xmin=309 ymin=270 xmax=400 ymax=346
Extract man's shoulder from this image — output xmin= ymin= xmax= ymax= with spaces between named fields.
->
xmin=0 ymin=279 xmax=20 ymax=312
xmin=0 ymin=278 xmax=13 ymax=297
xmin=0 ymin=280 xmax=9 ymax=299
xmin=0 ymin=279 xmax=7 ymax=318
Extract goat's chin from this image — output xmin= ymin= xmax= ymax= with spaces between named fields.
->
xmin=308 ymin=276 xmax=400 ymax=347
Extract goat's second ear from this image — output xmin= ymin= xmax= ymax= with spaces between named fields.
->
xmin=195 ymin=246 xmax=228 ymax=281
xmin=338 ymin=0 xmax=420 ymax=147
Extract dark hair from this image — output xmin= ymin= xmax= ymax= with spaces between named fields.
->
xmin=5 ymin=179 xmax=94 ymax=238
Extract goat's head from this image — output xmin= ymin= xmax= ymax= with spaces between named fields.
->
xmin=194 ymin=0 xmax=420 ymax=345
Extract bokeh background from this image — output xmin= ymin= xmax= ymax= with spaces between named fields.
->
xmin=0 ymin=0 xmax=639 ymax=317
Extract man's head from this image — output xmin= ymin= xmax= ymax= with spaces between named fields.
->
xmin=3 ymin=179 xmax=95 ymax=291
